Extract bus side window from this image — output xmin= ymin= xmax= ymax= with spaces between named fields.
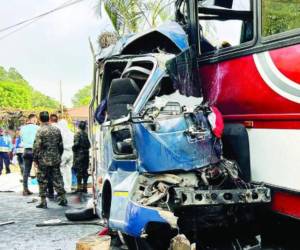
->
xmin=262 ymin=0 xmax=300 ymax=37
xmin=198 ymin=0 xmax=254 ymax=54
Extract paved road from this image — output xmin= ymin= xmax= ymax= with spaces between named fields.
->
xmin=0 ymin=192 xmax=297 ymax=250
xmin=0 ymin=192 xmax=102 ymax=250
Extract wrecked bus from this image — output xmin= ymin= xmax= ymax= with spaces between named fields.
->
xmin=195 ymin=0 xmax=300 ymax=222
xmin=89 ymin=24 xmax=270 ymax=250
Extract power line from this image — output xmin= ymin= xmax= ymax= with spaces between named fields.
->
xmin=0 ymin=19 xmax=37 ymax=41
xmin=0 ymin=0 xmax=86 ymax=38
xmin=0 ymin=0 xmax=83 ymax=33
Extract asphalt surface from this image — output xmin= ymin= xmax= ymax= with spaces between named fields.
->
xmin=0 ymin=192 xmax=103 ymax=250
xmin=0 ymin=191 xmax=298 ymax=250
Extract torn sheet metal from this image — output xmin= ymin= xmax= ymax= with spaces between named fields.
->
xmin=133 ymin=117 xmax=220 ymax=173
xmin=121 ymin=22 xmax=189 ymax=54
xmin=94 ymin=25 xmax=272 ymax=241
xmin=158 ymin=210 xmax=178 ymax=229
xmin=124 ymin=201 xmax=169 ymax=237
xmin=133 ymin=160 xmax=271 ymax=209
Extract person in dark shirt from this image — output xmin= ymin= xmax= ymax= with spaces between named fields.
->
xmin=72 ymin=121 xmax=91 ymax=193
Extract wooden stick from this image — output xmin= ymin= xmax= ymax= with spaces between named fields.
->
xmin=36 ymin=221 xmax=106 ymax=227
xmin=0 ymin=221 xmax=15 ymax=226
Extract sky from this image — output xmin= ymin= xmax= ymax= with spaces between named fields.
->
xmin=0 ymin=0 xmax=113 ymax=107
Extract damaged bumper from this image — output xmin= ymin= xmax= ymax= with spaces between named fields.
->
xmin=123 ymin=160 xmax=271 ymax=237
xmin=173 ymin=186 xmax=270 ymax=206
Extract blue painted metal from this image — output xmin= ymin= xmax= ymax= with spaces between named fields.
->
xmin=155 ymin=21 xmax=189 ymax=51
xmin=102 ymin=126 xmax=137 ymax=172
xmin=121 ymin=21 xmax=189 ymax=54
xmin=107 ymin=171 xmax=167 ymax=237
xmin=109 ymin=171 xmax=138 ymax=232
xmin=96 ymin=22 xmax=220 ymax=237
xmin=133 ymin=115 xmax=220 ymax=173
xmin=97 ymin=22 xmax=188 ymax=61
xmin=122 ymin=22 xmax=189 ymax=51
xmin=124 ymin=201 xmax=167 ymax=237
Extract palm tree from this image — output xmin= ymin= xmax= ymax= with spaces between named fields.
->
xmin=96 ymin=0 xmax=175 ymax=35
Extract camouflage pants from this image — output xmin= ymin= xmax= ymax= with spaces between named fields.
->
xmin=37 ymin=164 xmax=66 ymax=198
xmin=73 ymin=154 xmax=89 ymax=182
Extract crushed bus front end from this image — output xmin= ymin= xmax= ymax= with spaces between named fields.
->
xmin=89 ymin=21 xmax=271 ymax=249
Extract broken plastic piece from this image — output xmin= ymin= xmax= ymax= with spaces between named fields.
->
xmin=207 ymin=106 xmax=224 ymax=138
xmin=98 ymin=227 xmax=109 ymax=236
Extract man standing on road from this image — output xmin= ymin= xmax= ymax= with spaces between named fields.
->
xmin=56 ymin=119 xmax=74 ymax=193
xmin=45 ymin=113 xmax=60 ymax=199
xmin=72 ymin=121 xmax=90 ymax=193
xmin=20 ymin=114 xmax=39 ymax=196
xmin=48 ymin=114 xmax=74 ymax=194
xmin=14 ymin=128 xmax=24 ymax=176
xmin=33 ymin=111 xmax=67 ymax=208
xmin=0 ymin=128 xmax=13 ymax=175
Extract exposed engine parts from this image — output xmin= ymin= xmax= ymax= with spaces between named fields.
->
xmin=133 ymin=159 xmax=271 ymax=209
xmin=173 ymin=187 xmax=270 ymax=206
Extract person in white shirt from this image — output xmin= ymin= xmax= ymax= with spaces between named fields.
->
xmin=50 ymin=114 xmax=74 ymax=193
xmin=20 ymin=114 xmax=39 ymax=196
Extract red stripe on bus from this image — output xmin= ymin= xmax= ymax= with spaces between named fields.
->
xmin=223 ymin=114 xmax=300 ymax=129
xmin=272 ymin=191 xmax=300 ymax=219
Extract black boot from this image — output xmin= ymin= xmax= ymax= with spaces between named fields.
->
xmin=23 ymin=188 xmax=33 ymax=196
xmin=57 ymin=195 xmax=68 ymax=206
xmin=76 ymin=177 xmax=82 ymax=193
xmin=36 ymin=198 xmax=47 ymax=209
xmin=46 ymin=192 xmax=55 ymax=200
xmin=82 ymin=182 xmax=88 ymax=193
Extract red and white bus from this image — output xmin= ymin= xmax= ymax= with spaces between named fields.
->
xmin=178 ymin=0 xmax=300 ymax=220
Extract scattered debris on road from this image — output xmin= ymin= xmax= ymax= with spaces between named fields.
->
xmin=36 ymin=219 xmax=105 ymax=227
xmin=0 ymin=221 xmax=15 ymax=226
xmin=27 ymin=197 xmax=38 ymax=203
xmin=76 ymin=234 xmax=111 ymax=250
xmin=170 ymin=234 xmax=193 ymax=250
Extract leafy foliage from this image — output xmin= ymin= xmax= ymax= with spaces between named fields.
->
xmin=102 ymin=0 xmax=141 ymax=34
xmin=97 ymin=0 xmax=174 ymax=35
xmin=0 ymin=66 xmax=59 ymax=110
xmin=262 ymin=0 xmax=300 ymax=37
xmin=72 ymin=84 xmax=92 ymax=107
xmin=0 ymin=81 xmax=32 ymax=109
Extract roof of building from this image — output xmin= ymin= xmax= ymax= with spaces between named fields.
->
xmin=66 ymin=106 xmax=89 ymax=121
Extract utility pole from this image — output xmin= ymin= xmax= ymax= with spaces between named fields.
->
xmin=59 ymin=81 xmax=63 ymax=116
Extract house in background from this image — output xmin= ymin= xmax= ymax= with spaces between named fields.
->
xmin=66 ymin=106 xmax=89 ymax=128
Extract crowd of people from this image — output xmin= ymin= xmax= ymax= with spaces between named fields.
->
xmin=0 ymin=111 xmax=91 ymax=209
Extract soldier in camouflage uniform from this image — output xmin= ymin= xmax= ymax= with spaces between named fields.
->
xmin=72 ymin=121 xmax=91 ymax=193
xmin=33 ymin=111 xmax=67 ymax=208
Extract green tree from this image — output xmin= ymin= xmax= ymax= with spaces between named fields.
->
xmin=97 ymin=0 xmax=174 ymax=35
xmin=103 ymin=0 xmax=140 ymax=34
xmin=0 ymin=66 xmax=59 ymax=110
xmin=0 ymin=82 xmax=32 ymax=109
xmin=262 ymin=0 xmax=300 ymax=37
xmin=72 ymin=84 xmax=92 ymax=107
xmin=31 ymin=90 xmax=60 ymax=109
